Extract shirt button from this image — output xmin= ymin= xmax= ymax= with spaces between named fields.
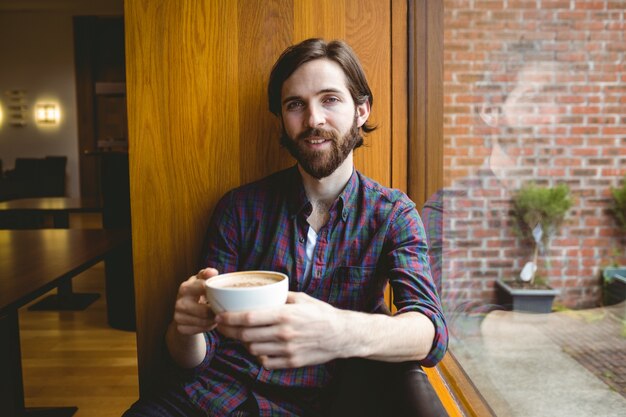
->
xmin=299 ymin=237 xmax=305 ymax=243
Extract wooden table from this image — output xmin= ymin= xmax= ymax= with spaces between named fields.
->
xmin=0 ymin=229 xmax=130 ymax=417
xmin=0 ymin=198 xmax=103 ymax=311
xmin=0 ymin=197 xmax=101 ymax=228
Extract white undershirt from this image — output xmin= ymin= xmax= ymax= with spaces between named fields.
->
xmin=303 ymin=226 xmax=318 ymax=280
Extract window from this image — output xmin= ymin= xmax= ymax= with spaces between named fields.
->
xmin=434 ymin=1 xmax=626 ymax=414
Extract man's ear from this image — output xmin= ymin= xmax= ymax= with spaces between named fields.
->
xmin=479 ymin=104 xmax=500 ymax=127
xmin=355 ymin=99 xmax=371 ymax=128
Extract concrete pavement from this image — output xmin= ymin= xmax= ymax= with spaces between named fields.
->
xmin=448 ymin=302 xmax=626 ymax=417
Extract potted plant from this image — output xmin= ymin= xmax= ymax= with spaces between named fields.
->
xmin=602 ymin=176 xmax=626 ymax=306
xmin=496 ymin=182 xmax=573 ymax=313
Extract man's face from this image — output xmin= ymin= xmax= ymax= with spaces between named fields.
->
xmin=279 ymin=58 xmax=369 ymax=179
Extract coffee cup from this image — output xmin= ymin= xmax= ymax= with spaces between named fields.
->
xmin=204 ymin=270 xmax=289 ymax=313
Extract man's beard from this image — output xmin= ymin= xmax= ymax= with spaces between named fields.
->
xmin=280 ymin=117 xmax=361 ymax=179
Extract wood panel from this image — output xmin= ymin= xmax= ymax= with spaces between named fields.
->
xmin=293 ymin=0 xmax=346 ymax=42
xmin=408 ymin=0 xmax=444 ymax=208
xmin=126 ymin=0 xmax=398 ymax=394
xmin=391 ymin=0 xmax=408 ymax=193
xmin=237 ymin=0 xmax=293 ymax=184
xmin=125 ymin=0 xmax=241 ymax=395
xmin=346 ymin=0 xmax=391 ymax=186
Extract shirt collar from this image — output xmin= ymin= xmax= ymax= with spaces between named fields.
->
xmin=287 ymin=165 xmax=310 ymax=218
xmin=286 ymin=165 xmax=359 ymax=222
xmin=335 ymin=168 xmax=359 ymax=222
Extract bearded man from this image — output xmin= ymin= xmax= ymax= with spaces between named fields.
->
xmin=124 ymin=38 xmax=448 ymax=417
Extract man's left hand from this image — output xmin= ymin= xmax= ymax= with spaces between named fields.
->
xmin=215 ymin=291 xmax=351 ymax=369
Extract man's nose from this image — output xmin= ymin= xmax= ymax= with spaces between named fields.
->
xmin=305 ymin=104 xmax=325 ymax=128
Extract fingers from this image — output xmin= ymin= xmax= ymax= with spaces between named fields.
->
xmin=217 ymin=321 xmax=295 ymax=343
xmin=286 ymin=291 xmax=314 ymax=304
xmin=258 ymin=355 xmax=300 ymax=370
xmin=197 ymin=267 xmax=219 ymax=280
xmin=216 ymin=308 xmax=285 ymax=327
xmin=176 ymin=323 xmax=217 ymax=335
xmin=172 ymin=268 xmax=220 ymax=334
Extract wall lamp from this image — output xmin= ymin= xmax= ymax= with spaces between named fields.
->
xmin=35 ymin=103 xmax=60 ymax=125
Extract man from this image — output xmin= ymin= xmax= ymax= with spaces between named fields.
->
xmin=422 ymin=60 xmax=564 ymax=333
xmin=125 ymin=38 xmax=447 ymax=417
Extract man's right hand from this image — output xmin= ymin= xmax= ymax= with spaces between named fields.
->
xmin=172 ymin=267 xmax=219 ymax=335
xmin=166 ymin=268 xmax=219 ymax=368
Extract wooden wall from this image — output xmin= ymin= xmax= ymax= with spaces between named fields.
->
xmin=125 ymin=0 xmax=408 ymax=394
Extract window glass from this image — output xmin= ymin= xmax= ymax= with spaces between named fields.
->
xmin=430 ymin=1 xmax=626 ymax=414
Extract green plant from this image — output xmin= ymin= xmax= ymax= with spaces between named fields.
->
xmin=511 ymin=182 xmax=573 ymax=285
xmin=610 ymin=175 xmax=626 ymax=232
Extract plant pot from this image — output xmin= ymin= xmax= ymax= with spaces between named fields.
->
xmin=495 ymin=279 xmax=559 ymax=314
xmin=602 ymin=267 xmax=626 ymax=306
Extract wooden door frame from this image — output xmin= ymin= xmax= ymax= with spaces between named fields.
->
xmin=407 ymin=1 xmax=495 ymax=415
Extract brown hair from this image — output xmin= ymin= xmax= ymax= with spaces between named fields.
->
xmin=268 ymin=38 xmax=376 ymax=135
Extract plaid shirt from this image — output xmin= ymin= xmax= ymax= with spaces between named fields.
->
xmin=183 ymin=166 xmax=448 ymax=417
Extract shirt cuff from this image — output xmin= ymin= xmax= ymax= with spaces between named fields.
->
xmin=193 ymin=330 xmax=220 ymax=372
xmin=396 ymin=307 xmax=448 ymax=367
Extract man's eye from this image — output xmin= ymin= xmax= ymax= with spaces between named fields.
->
xmin=324 ymin=97 xmax=340 ymax=104
xmin=286 ymin=101 xmax=303 ymax=111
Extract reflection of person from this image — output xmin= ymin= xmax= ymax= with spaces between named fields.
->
xmin=423 ymin=61 xmax=563 ymax=326
xmin=124 ymin=38 xmax=447 ymax=417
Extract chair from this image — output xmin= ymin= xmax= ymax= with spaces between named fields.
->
xmin=1 ymin=156 xmax=67 ymax=199
xmin=41 ymin=156 xmax=67 ymax=196
xmin=330 ymin=358 xmax=449 ymax=417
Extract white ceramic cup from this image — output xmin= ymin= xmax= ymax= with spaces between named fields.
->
xmin=204 ymin=270 xmax=289 ymax=313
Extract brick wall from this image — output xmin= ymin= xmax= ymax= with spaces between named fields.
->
xmin=441 ymin=0 xmax=625 ymax=309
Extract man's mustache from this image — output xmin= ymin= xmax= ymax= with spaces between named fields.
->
xmin=297 ymin=128 xmax=337 ymax=142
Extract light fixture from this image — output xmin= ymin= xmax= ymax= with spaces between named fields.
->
xmin=35 ymin=103 xmax=60 ymax=125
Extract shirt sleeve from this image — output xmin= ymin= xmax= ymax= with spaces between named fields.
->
xmin=422 ymin=190 xmax=444 ymax=295
xmin=385 ymin=199 xmax=448 ymax=367
xmin=191 ymin=191 xmax=241 ymax=370
xmin=190 ymin=330 xmax=222 ymax=374
xmin=199 ymin=190 xmax=241 ymax=274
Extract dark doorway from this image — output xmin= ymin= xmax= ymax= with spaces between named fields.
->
xmin=73 ymin=16 xmax=127 ymax=203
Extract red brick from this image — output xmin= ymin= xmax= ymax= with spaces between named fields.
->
xmin=543 ymin=0 xmax=572 ymax=9
xmin=444 ymin=105 xmax=472 ymax=114
xmin=455 ymin=95 xmax=484 ymax=104
xmin=475 ymin=0 xmax=504 ymax=9
xmin=571 ymin=126 xmax=600 ymax=135
xmin=554 ymin=158 xmax=584 ymax=167
xmin=571 ymin=148 xmax=600 ymax=157
xmin=587 ymin=117 xmax=617 ymax=125
xmin=573 ymin=21 xmax=607 ymax=30
xmin=602 ymin=127 xmax=626 ymax=135
xmin=455 ymin=137 xmax=485 ymax=146
xmin=509 ymin=0 xmax=538 ymax=9
xmin=557 ymin=11 xmax=587 ymax=20
xmin=555 ymin=137 xmax=583 ymax=146
xmin=557 ymin=31 xmax=587 ymax=41
xmin=590 ymin=31 xmax=623 ymax=41
xmin=589 ymin=73 xmax=619 ymax=83
xmin=537 ymin=168 xmax=567 ymax=176
xmin=607 ymin=21 xmax=626 ymax=30
xmin=602 ymin=168 xmax=626 ymax=176
xmin=444 ymin=126 xmax=470 ymax=135
xmin=557 ymin=95 xmax=586 ymax=104
xmin=574 ymin=1 xmax=606 ymax=10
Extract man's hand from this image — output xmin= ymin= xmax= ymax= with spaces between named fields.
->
xmin=172 ymin=268 xmax=219 ymax=335
xmin=215 ymin=292 xmax=353 ymax=369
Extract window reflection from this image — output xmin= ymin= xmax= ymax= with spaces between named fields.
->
xmin=432 ymin=2 xmax=626 ymax=415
